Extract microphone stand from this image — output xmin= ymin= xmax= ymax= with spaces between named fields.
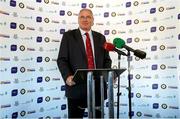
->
xmin=117 ymin=54 xmax=121 ymax=118
xmin=127 ymin=50 xmax=132 ymax=119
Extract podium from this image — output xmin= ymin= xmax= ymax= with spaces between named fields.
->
xmin=73 ymin=68 xmax=126 ymax=118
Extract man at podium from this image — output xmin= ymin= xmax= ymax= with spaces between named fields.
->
xmin=57 ymin=8 xmax=112 ymax=118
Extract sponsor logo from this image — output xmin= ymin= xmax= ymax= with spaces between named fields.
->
xmin=151 ymin=26 xmax=156 ymax=32
xmin=61 ymin=104 xmax=66 ymax=110
xmin=104 ymin=30 xmax=109 ymax=35
xmin=126 ymin=20 xmax=132 ymax=25
xmin=59 ymin=10 xmax=65 ymax=16
xmin=61 ymin=85 xmax=66 ymax=91
xmin=81 ymin=3 xmax=87 ymax=8
xmin=152 ymin=84 xmax=158 ymax=89
xmin=10 ymin=22 xmax=17 ymax=29
xmin=19 ymin=2 xmax=25 ymax=9
xmin=37 ymin=97 xmax=43 ymax=103
xmin=10 ymin=0 xmax=16 ymax=7
xmin=152 ymin=64 xmax=158 ymax=70
xmin=60 ymin=29 xmax=65 ymax=34
xmin=104 ymin=12 xmax=109 ymax=17
xmin=36 ymin=16 xmax=42 ymax=22
xmin=37 ymin=57 xmax=43 ymax=63
xmin=127 ymin=38 xmax=132 ymax=43
xmin=11 ymin=89 xmax=18 ymax=96
xmin=11 ymin=67 xmax=18 ymax=73
xmin=153 ymin=103 xmax=159 ymax=109
xmin=36 ymin=0 xmax=42 ymax=2
xmin=126 ymin=2 xmax=131 ymax=7
xmin=12 ymin=112 xmax=18 ymax=118
xmin=150 ymin=8 xmax=156 ymax=14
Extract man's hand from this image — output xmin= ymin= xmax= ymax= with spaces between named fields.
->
xmin=66 ymin=75 xmax=76 ymax=86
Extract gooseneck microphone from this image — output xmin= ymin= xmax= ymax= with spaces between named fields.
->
xmin=113 ymin=38 xmax=146 ymax=59
xmin=103 ymin=42 xmax=127 ymax=56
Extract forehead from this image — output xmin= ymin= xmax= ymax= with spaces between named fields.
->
xmin=79 ymin=9 xmax=93 ymax=16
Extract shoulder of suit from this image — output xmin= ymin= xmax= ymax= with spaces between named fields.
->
xmin=64 ymin=29 xmax=78 ymax=33
xmin=92 ymin=30 xmax=103 ymax=36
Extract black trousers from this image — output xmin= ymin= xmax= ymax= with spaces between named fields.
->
xmin=67 ymin=98 xmax=102 ymax=119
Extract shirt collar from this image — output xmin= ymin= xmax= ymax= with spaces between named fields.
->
xmin=79 ymin=28 xmax=92 ymax=36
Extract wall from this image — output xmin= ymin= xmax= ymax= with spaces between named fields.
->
xmin=0 ymin=0 xmax=179 ymax=118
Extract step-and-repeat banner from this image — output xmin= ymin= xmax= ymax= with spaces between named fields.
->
xmin=0 ymin=0 xmax=179 ymax=118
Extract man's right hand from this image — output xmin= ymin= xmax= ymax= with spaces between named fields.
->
xmin=66 ymin=75 xmax=76 ymax=86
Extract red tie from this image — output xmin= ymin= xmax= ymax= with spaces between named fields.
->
xmin=85 ymin=32 xmax=95 ymax=69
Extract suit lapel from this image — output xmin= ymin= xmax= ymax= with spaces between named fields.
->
xmin=74 ymin=29 xmax=87 ymax=58
xmin=92 ymin=31 xmax=99 ymax=67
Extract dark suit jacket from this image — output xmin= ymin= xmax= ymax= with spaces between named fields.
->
xmin=57 ymin=28 xmax=112 ymax=100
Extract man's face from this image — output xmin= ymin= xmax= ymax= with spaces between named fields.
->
xmin=78 ymin=10 xmax=94 ymax=32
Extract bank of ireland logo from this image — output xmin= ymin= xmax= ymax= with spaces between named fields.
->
xmin=20 ymin=110 xmax=26 ymax=117
xmin=44 ymin=18 xmax=50 ymax=23
xmin=45 ymin=57 xmax=50 ymax=62
xmin=159 ymin=45 xmax=165 ymax=50
xmin=159 ymin=26 xmax=165 ymax=31
xmin=20 ymin=88 xmax=26 ymax=95
xmin=19 ymin=2 xmax=25 ymax=9
xmin=89 ymin=3 xmax=94 ymax=8
xmin=111 ymin=12 xmax=116 ymax=17
xmin=45 ymin=76 xmax=50 ymax=82
xmin=161 ymin=104 xmax=167 ymax=109
xmin=160 ymin=64 xmax=166 ymax=70
xmin=136 ymin=93 xmax=141 ymax=98
xmin=20 ymin=67 xmax=26 ymax=73
xmin=19 ymin=45 xmax=25 ymax=51
xmin=134 ymin=37 xmax=140 ymax=43
xmin=135 ymin=74 xmax=141 ymax=80
xmin=161 ymin=84 xmax=167 ymax=89
xmin=136 ymin=111 xmax=142 ymax=117
xmin=44 ymin=37 xmax=50 ymax=42
xmin=134 ymin=19 xmax=139 ymax=24
xmin=133 ymin=1 xmax=139 ymax=6
xmin=67 ymin=11 xmax=72 ymax=16
xmin=45 ymin=96 xmax=50 ymax=102
xmin=44 ymin=0 xmax=49 ymax=4
xmin=111 ymin=30 xmax=117 ymax=35
xmin=158 ymin=7 xmax=164 ymax=12
xmin=19 ymin=24 xmax=25 ymax=30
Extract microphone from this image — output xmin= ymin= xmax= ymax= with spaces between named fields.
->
xmin=113 ymin=38 xmax=146 ymax=59
xmin=103 ymin=42 xmax=127 ymax=56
